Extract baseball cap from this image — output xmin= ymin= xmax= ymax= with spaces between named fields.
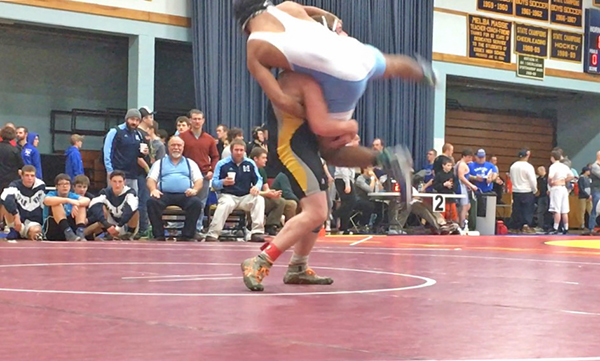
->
xmin=139 ymin=106 xmax=155 ymax=118
xmin=476 ymin=149 xmax=486 ymax=158
xmin=518 ymin=149 xmax=529 ymax=158
xmin=125 ymin=108 xmax=141 ymax=120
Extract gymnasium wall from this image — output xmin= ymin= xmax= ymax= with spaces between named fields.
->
xmin=0 ymin=27 xmax=196 ymax=154
xmin=0 ymin=26 xmax=128 ymax=154
xmin=434 ymin=0 xmax=595 ymax=74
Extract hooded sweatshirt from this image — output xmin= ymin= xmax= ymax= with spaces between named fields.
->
xmin=65 ymin=145 xmax=84 ymax=180
xmin=21 ymin=132 xmax=42 ymax=179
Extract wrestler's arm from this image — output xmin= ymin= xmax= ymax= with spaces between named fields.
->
xmin=302 ymin=6 xmax=339 ymax=22
xmin=301 ymin=77 xmax=358 ymax=138
xmin=247 ymin=58 xmax=305 ymax=119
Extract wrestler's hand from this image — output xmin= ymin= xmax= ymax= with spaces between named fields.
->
xmin=279 ymin=95 xmax=305 ymax=119
xmin=328 ymin=133 xmax=358 ymax=149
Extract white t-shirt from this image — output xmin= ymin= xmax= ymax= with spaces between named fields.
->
xmin=548 ymin=162 xmax=573 ymax=186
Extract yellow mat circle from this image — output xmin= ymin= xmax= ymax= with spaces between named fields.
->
xmin=546 ymin=240 xmax=600 ymax=250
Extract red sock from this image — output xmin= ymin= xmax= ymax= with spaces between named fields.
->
xmin=261 ymin=243 xmax=282 ymax=263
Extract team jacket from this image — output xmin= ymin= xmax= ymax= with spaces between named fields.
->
xmin=88 ymin=186 xmax=139 ymax=228
xmin=0 ymin=178 xmax=46 ymax=224
xmin=212 ymin=156 xmax=263 ymax=197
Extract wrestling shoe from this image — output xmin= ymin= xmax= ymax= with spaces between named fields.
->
xmin=415 ymin=54 xmax=437 ymax=87
xmin=241 ymin=255 xmax=272 ymax=292
xmin=283 ymin=264 xmax=334 ymax=285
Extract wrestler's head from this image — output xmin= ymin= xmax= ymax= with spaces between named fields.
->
xmin=233 ymin=0 xmax=273 ymax=32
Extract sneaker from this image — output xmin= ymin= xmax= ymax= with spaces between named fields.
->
xmin=64 ymin=228 xmax=82 ymax=242
xmin=546 ymin=229 xmax=560 ymax=235
xmin=119 ymin=232 xmax=134 ymax=241
xmin=34 ymin=232 xmax=45 ymax=241
xmin=522 ymin=225 xmax=536 ymax=234
xmin=94 ymin=232 xmax=114 ymax=241
xmin=249 ymin=233 xmax=266 ymax=243
xmin=283 ymin=264 xmax=334 ymax=285
xmin=415 ymin=53 xmax=437 ymax=87
xmin=265 ymin=225 xmax=279 ymax=236
xmin=134 ymin=229 xmax=149 ymax=240
xmin=76 ymin=228 xmax=86 ymax=241
xmin=241 ymin=255 xmax=272 ymax=291
xmin=204 ymin=235 xmax=219 ymax=242
xmin=6 ymin=228 xmax=19 ymax=240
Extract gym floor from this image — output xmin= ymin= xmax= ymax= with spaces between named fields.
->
xmin=1 ymin=235 xmax=599 ymax=361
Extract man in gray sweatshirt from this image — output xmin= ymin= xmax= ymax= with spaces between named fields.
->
xmin=588 ymin=151 xmax=600 ymax=231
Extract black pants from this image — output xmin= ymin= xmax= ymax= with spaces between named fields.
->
xmin=333 ymin=180 xmax=374 ymax=231
xmin=511 ymin=192 xmax=535 ymax=230
xmin=147 ymin=193 xmax=202 ymax=239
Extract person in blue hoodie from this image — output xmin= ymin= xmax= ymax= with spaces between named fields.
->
xmin=65 ymin=134 xmax=85 ymax=180
xmin=21 ymin=132 xmax=42 ymax=179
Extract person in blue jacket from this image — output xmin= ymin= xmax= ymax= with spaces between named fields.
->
xmin=21 ymin=132 xmax=42 ymax=179
xmin=65 ymin=134 xmax=85 ymax=180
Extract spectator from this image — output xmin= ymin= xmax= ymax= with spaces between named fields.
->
xmin=535 ymin=166 xmax=549 ymax=231
xmin=489 ymin=154 xmax=505 ymax=204
xmin=548 ymin=149 xmax=574 ymax=234
xmin=468 ymin=149 xmax=498 ymax=193
xmin=22 ymin=132 xmax=42 ymax=179
xmin=355 ymin=167 xmax=382 ymax=228
xmin=176 ymin=116 xmax=191 ymax=135
xmin=73 ymin=175 xmax=95 ymax=199
xmin=15 ymin=126 xmax=27 ymax=151
xmin=215 ymin=124 xmax=229 ymax=156
xmin=0 ymin=165 xmax=45 ymax=240
xmin=271 ymin=172 xmax=299 ymax=223
xmin=0 ymin=126 xmax=23 ymax=197
xmin=42 ymin=173 xmax=90 ymax=241
xmin=509 ymin=149 xmax=537 ymax=233
xmin=578 ymin=166 xmax=592 ymax=231
xmin=221 ymin=128 xmax=244 ymax=159
xmin=179 ymin=109 xmax=219 ymax=233
xmin=250 ymin=147 xmax=285 ymax=236
xmin=372 ymin=138 xmax=384 ymax=152
xmin=206 ymin=139 xmax=265 ymax=242
xmin=147 ymin=136 xmax=204 ymax=241
xmin=422 ymin=148 xmax=437 ymax=192
xmin=433 ymin=143 xmax=454 ymax=175
xmin=135 ymin=107 xmax=155 ymax=238
xmin=148 ymin=120 xmax=166 ymax=163
xmin=247 ymin=126 xmax=268 ymax=154
xmin=433 ymin=156 xmax=457 ymax=222
xmin=157 ymin=129 xmax=169 ymax=146
xmin=0 ymin=122 xmax=17 ymax=147
xmin=88 ymin=171 xmax=139 ymax=241
xmin=589 ymin=151 xmax=600 ymax=232
xmin=333 ymin=136 xmax=374 ymax=233
xmin=65 ymin=134 xmax=85 ymax=180
xmin=103 ymin=109 xmax=149 ymax=193
xmin=455 ymin=148 xmax=477 ymax=232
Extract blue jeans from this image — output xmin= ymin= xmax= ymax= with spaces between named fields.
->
xmin=136 ymin=174 xmax=149 ymax=232
xmin=196 ymin=178 xmax=211 ymax=232
xmin=589 ymin=190 xmax=600 ymax=230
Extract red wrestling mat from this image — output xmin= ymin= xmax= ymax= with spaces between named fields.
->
xmin=0 ymin=235 xmax=599 ymax=360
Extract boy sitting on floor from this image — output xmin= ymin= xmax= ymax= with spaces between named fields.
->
xmin=87 ymin=171 xmax=139 ymax=240
xmin=43 ymin=173 xmax=90 ymax=241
